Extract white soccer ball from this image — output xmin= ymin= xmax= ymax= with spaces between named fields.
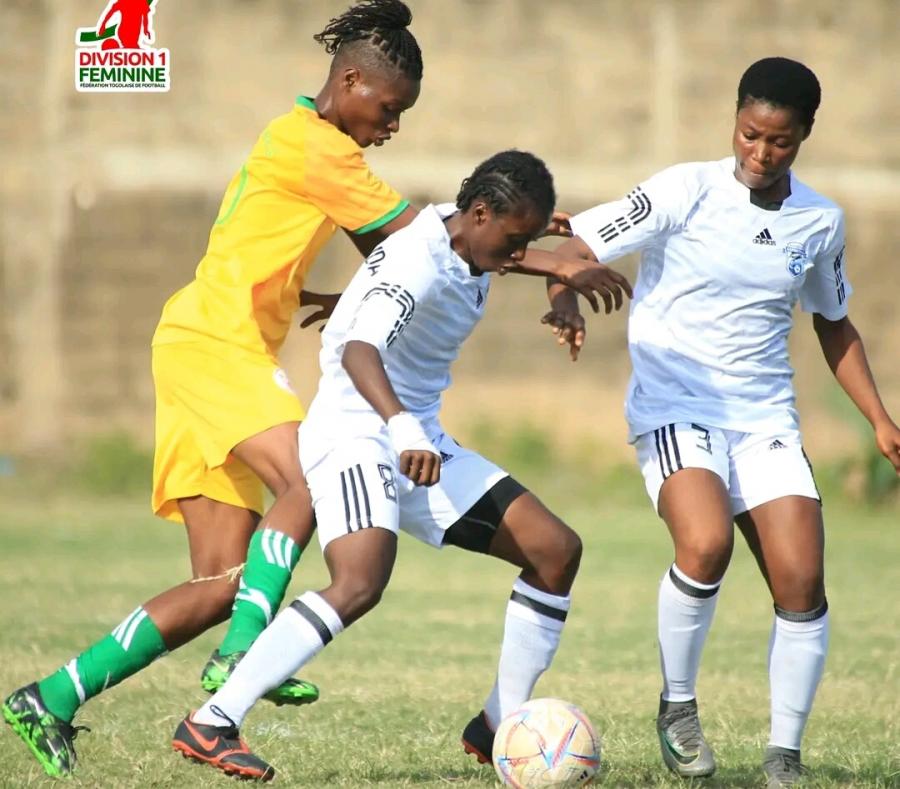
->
xmin=492 ymin=698 xmax=601 ymax=788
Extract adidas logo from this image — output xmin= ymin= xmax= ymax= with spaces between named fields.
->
xmin=769 ymin=439 xmax=787 ymax=450
xmin=475 ymin=289 xmax=484 ymax=308
xmin=753 ymin=228 xmax=776 ymax=246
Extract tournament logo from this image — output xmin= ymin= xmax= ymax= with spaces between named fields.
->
xmin=75 ymin=0 xmax=170 ymax=92
xmin=783 ymin=242 xmax=808 ymax=277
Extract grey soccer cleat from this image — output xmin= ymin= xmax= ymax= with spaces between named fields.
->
xmin=763 ymin=746 xmax=807 ymax=787
xmin=656 ymin=696 xmax=716 ymax=777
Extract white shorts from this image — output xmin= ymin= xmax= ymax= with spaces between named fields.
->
xmin=301 ymin=431 xmax=509 ymax=551
xmin=635 ymin=422 xmax=820 ymax=515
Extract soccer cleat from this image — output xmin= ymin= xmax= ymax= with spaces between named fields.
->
xmin=200 ymin=649 xmax=319 ymax=706
xmin=172 ymin=706 xmax=274 ymax=781
xmin=763 ymin=746 xmax=808 ymax=787
xmin=461 ymin=711 xmax=495 ymax=765
xmin=2 ymin=683 xmax=90 ymax=777
xmin=656 ymin=696 xmax=716 ymax=778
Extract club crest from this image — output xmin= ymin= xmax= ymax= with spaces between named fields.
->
xmin=783 ymin=242 xmax=808 ymax=277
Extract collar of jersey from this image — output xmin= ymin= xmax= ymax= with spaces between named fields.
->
xmin=295 ymin=95 xmax=316 ymax=111
xmin=723 ymin=156 xmax=795 ymax=211
xmin=421 ymin=203 xmax=484 ymax=281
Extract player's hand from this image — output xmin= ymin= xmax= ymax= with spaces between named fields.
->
xmin=874 ymin=418 xmax=900 ymax=474
xmin=541 ymin=309 xmax=586 ymax=361
xmin=556 ymin=259 xmax=633 ymax=314
xmin=540 ymin=211 xmax=573 ymax=238
xmin=399 ymin=449 xmax=441 ymax=486
xmin=388 ymin=412 xmax=441 ymax=486
xmin=299 ymin=291 xmax=341 ymax=332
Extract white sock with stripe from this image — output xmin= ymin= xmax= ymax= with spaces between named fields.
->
xmin=769 ymin=601 xmax=829 ymax=750
xmin=483 ymin=578 xmax=571 ymax=729
xmin=195 ymin=591 xmax=343 ymax=727
xmin=658 ymin=564 xmax=721 ymax=702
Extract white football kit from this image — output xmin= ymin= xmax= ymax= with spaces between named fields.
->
xmin=571 ymin=158 xmax=849 ymax=512
xmin=300 ymin=204 xmax=508 ymax=549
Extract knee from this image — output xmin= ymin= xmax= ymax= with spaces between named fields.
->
xmin=555 ymin=527 xmax=583 ymax=579
xmin=327 ymin=576 xmax=385 ymax=625
xmin=677 ymin=535 xmax=732 ymax=584
xmin=528 ymin=525 xmax=582 ymax=589
xmin=772 ymin=572 xmax=825 ymax=613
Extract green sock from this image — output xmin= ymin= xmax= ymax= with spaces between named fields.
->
xmin=219 ymin=528 xmax=300 ymax=655
xmin=37 ymin=607 xmax=166 ymax=722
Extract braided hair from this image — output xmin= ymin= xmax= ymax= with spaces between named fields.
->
xmin=737 ymin=57 xmax=821 ymax=131
xmin=314 ymin=0 xmax=423 ymax=81
xmin=456 ymin=150 xmax=556 ymax=226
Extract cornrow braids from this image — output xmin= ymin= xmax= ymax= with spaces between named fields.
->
xmin=314 ymin=0 xmax=423 ymax=80
xmin=737 ymin=57 xmax=821 ymax=130
xmin=456 ymin=150 xmax=556 ymax=226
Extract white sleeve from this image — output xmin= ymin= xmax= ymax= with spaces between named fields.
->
xmin=799 ymin=211 xmax=851 ymax=321
xmin=343 ymin=242 xmax=441 ymax=353
xmin=569 ymin=164 xmax=693 ymax=262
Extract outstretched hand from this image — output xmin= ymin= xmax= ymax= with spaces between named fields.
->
xmin=541 ymin=309 xmax=586 ymax=361
xmin=874 ymin=419 xmax=900 ymax=474
xmin=556 ymin=259 xmax=633 ymax=314
xmin=299 ymin=291 xmax=341 ymax=332
xmin=541 ymin=211 xmax=573 ymax=238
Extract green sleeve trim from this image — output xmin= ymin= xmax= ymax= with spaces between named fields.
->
xmin=214 ymin=166 xmax=248 ymax=226
xmin=352 ymin=200 xmax=410 ymax=235
xmin=295 ymin=96 xmax=317 ymax=111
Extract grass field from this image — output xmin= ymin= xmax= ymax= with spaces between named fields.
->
xmin=1 ymin=444 xmax=898 ymax=788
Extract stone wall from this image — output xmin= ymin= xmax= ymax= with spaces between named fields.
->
xmin=2 ymin=0 xmax=898 ymax=458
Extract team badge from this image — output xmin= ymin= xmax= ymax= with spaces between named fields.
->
xmin=783 ymin=242 xmax=808 ymax=277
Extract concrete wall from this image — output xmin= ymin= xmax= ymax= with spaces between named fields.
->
xmin=2 ymin=0 xmax=898 ymax=459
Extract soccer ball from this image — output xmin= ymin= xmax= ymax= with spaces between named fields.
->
xmin=492 ymin=698 xmax=601 ymax=788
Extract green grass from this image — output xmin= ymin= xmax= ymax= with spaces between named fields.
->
xmin=0 ymin=457 xmax=898 ymax=788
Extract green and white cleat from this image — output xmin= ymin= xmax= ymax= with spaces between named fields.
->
xmin=3 ymin=683 xmax=89 ymax=777
xmin=656 ymin=696 xmax=716 ymax=778
xmin=763 ymin=746 xmax=808 ymax=787
xmin=200 ymin=650 xmax=319 ymax=707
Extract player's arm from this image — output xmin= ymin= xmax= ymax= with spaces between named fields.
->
xmin=342 ymin=341 xmax=440 ymax=486
xmin=813 ymin=314 xmax=900 ymax=473
xmin=341 ymin=255 xmax=442 ymax=486
xmin=803 ymin=212 xmax=900 ymax=472
xmin=504 ymin=245 xmax=632 ymax=315
xmin=344 ymin=205 xmax=418 ymax=258
xmin=298 ymin=290 xmax=341 ymax=332
xmin=301 ymin=208 xmax=419 ymax=331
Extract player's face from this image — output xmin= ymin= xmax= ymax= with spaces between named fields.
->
xmin=732 ymin=101 xmax=808 ymax=194
xmin=466 ymin=201 xmax=547 ymax=273
xmin=338 ymin=68 xmax=420 ymax=148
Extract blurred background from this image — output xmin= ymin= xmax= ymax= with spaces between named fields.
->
xmin=1 ymin=0 xmax=898 ymax=499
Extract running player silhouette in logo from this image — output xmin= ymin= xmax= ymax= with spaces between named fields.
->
xmin=98 ymin=0 xmax=152 ymax=50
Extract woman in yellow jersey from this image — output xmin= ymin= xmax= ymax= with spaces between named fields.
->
xmin=3 ymin=1 xmax=425 ymax=777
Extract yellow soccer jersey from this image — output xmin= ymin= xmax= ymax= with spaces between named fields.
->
xmin=153 ymin=96 xmax=408 ymax=356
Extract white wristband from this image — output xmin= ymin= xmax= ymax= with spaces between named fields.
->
xmin=387 ymin=412 xmax=438 ymax=456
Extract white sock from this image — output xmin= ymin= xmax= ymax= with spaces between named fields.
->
xmin=658 ymin=564 xmax=721 ymax=703
xmin=483 ymin=578 xmax=570 ymax=730
xmin=194 ymin=591 xmax=343 ymax=727
xmin=768 ymin=602 xmax=829 ymax=751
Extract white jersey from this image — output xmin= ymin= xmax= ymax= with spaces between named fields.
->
xmin=570 ymin=157 xmax=850 ymax=440
xmin=302 ymin=203 xmax=489 ymax=461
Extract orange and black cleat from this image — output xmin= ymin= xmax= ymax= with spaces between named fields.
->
xmin=461 ymin=710 xmax=495 ymax=765
xmin=172 ymin=706 xmax=274 ymax=782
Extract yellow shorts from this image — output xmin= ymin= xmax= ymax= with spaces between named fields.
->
xmin=151 ymin=341 xmax=305 ymax=523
